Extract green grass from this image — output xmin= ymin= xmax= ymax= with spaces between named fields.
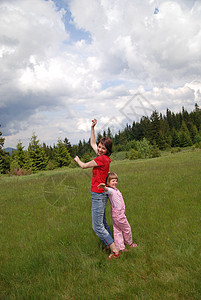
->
xmin=0 ymin=150 xmax=201 ymax=299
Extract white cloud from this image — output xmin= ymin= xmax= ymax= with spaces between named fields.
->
xmin=0 ymin=0 xmax=201 ymax=149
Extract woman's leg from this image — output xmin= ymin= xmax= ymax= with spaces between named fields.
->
xmin=91 ymin=192 xmax=113 ymax=246
xmin=103 ymin=208 xmax=112 ymax=237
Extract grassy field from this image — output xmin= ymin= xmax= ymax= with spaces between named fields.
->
xmin=0 ymin=150 xmax=200 ymax=299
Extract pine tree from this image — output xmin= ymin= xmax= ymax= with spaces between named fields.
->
xmin=179 ymin=120 xmax=193 ymax=146
xmin=0 ymin=125 xmax=10 ymax=173
xmin=118 ymin=130 xmax=127 ymax=146
xmin=149 ymin=110 xmax=160 ymax=145
xmin=96 ymin=132 xmax=102 ymax=143
xmin=54 ymin=138 xmax=71 ymax=167
xmin=171 ymin=128 xmax=180 ymax=147
xmin=132 ymin=122 xmax=143 ymax=140
xmin=157 ymin=131 xmax=166 ymax=149
xmin=189 ymin=123 xmax=198 ymax=142
xmin=166 ymin=109 xmax=174 ymax=130
xmin=12 ymin=142 xmax=25 ymax=168
xmin=107 ymin=127 xmax=113 ymax=139
xmin=179 ymin=131 xmax=193 ymax=147
xmin=23 ymin=151 xmax=32 ymax=171
xmin=0 ymin=125 xmax=5 ymax=151
xmin=64 ymin=137 xmax=73 ymax=157
xmin=193 ymin=103 xmax=201 ymax=130
xmin=28 ymin=134 xmax=48 ymax=172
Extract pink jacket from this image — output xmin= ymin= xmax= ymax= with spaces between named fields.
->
xmin=106 ymin=187 xmax=125 ymax=217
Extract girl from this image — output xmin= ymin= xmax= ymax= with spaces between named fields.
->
xmin=98 ymin=172 xmax=137 ymax=252
xmin=74 ymin=119 xmax=120 ymax=260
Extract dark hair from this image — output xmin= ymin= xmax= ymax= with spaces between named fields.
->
xmin=98 ymin=137 xmax=113 ymax=156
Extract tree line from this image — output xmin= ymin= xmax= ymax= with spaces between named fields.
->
xmin=0 ymin=104 xmax=201 ymax=174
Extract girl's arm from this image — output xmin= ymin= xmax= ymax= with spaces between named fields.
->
xmin=74 ymin=156 xmax=98 ymax=169
xmin=98 ymin=183 xmax=109 ymax=192
xmin=90 ymin=119 xmax=98 ymax=154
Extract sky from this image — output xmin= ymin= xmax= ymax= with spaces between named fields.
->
xmin=1 ymin=0 xmax=201 ymax=149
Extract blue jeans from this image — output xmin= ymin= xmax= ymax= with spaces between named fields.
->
xmin=91 ymin=191 xmax=113 ymax=246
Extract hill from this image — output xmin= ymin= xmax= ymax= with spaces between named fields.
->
xmin=5 ymin=147 xmax=16 ymax=155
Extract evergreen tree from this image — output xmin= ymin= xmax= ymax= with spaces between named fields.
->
xmin=0 ymin=125 xmax=4 ymax=151
xmin=181 ymin=120 xmax=190 ymax=134
xmin=71 ymin=144 xmax=79 ymax=157
xmin=179 ymin=131 xmax=193 ymax=147
xmin=157 ymin=131 xmax=166 ymax=149
xmin=113 ymin=132 xmax=120 ymax=145
xmin=193 ymin=103 xmax=201 ymax=130
xmin=0 ymin=125 xmax=10 ymax=173
xmin=149 ymin=110 xmax=160 ymax=145
xmin=96 ymin=132 xmax=102 ymax=143
xmin=166 ymin=109 xmax=174 ymax=130
xmin=141 ymin=116 xmax=151 ymax=140
xmin=179 ymin=120 xmax=193 ymax=146
xmin=132 ymin=122 xmax=143 ymax=140
xmin=107 ymin=127 xmax=113 ymax=139
xmin=118 ymin=130 xmax=127 ymax=146
xmin=124 ymin=124 xmax=132 ymax=142
xmin=189 ymin=123 xmax=198 ymax=142
xmin=171 ymin=128 xmax=180 ymax=147
xmin=173 ymin=112 xmax=182 ymax=131
xmin=102 ymin=130 xmax=107 ymax=138
xmin=23 ymin=151 xmax=32 ymax=171
xmin=54 ymin=138 xmax=71 ymax=167
xmin=182 ymin=107 xmax=190 ymax=125
xmin=194 ymin=130 xmax=201 ymax=145
xmin=28 ymin=134 xmax=48 ymax=172
xmin=12 ymin=142 xmax=25 ymax=168
xmin=77 ymin=140 xmax=86 ymax=157
xmin=160 ymin=114 xmax=171 ymax=147
xmin=64 ymin=137 xmax=73 ymax=157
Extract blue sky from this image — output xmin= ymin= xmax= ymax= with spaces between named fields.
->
xmin=50 ymin=0 xmax=92 ymax=43
xmin=0 ymin=0 xmax=201 ymax=148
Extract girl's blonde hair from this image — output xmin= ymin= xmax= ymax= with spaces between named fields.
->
xmin=106 ymin=172 xmax=118 ymax=186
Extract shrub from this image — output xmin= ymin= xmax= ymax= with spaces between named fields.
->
xmin=171 ymin=147 xmax=181 ymax=154
xmin=68 ymin=159 xmax=78 ymax=168
xmin=127 ymin=149 xmax=139 ymax=160
xmin=46 ymin=160 xmax=56 ymax=170
xmin=136 ymin=138 xmax=152 ymax=158
xmin=195 ymin=141 xmax=201 ymax=149
xmin=150 ymin=147 xmax=161 ymax=158
xmin=194 ymin=133 xmax=201 ymax=144
xmin=81 ymin=152 xmax=92 ymax=163
xmin=8 ymin=168 xmax=32 ymax=176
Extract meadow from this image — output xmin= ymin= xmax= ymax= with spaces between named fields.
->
xmin=0 ymin=150 xmax=200 ymax=299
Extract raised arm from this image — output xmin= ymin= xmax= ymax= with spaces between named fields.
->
xmin=74 ymin=156 xmax=98 ymax=169
xmin=90 ymin=118 xmax=98 ymax=154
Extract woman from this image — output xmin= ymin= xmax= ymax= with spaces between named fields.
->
xmin=74 ymin=119 xmax=120 ymax=259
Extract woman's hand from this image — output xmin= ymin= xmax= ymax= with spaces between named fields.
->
xmin=74 ymin=156 xmax=98 ymax=169
xmin=74 ymin=156 xmax=80 ymax=163
xmin=91 ymin=119 xmax=97 ymax=127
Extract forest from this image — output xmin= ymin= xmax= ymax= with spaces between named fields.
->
xmin=0 ymin=104 xmax=201 ymax=174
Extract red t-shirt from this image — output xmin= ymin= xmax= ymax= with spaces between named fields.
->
xmin=91 ymin=155 xmax=111 ymax=193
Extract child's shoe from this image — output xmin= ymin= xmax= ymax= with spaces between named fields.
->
xmin=130 ymin=243 xmax=137 ymax=248
xmin=107 ymin=252 xmax=121 ymax=260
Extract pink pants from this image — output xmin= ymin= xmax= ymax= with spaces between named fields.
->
xmin=112 ymin=210 xmax=133 ymax=251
